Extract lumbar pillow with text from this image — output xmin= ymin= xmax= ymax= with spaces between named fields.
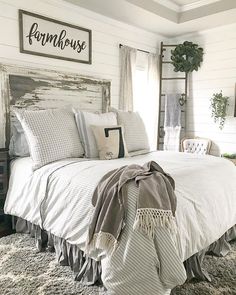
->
xmin=74 ymin=111 xmax=117 ymax=158
xmin=91 ymin=125 xmax=129 ymax=160
xmin=111 ymin=108 xmax=150 ymax=153
xmin=14 ymin=108 xmax=84 ymax=170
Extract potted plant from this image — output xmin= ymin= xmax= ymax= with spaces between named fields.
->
xmin=210 ymin=91 xmax=229 ymax=130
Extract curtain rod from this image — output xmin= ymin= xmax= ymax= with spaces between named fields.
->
xmin=119 ymin=43 xmax=150 ymax=54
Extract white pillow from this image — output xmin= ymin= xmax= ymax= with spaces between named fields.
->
xmin=15 ymin=109 xmax=84 ymax=170
xmin=91 ymin=125 xmax=129 ymax=160
xmin=114 ymin=110 xmax=150 ymax=153
xmin=9 ymin=117 xmax=30 ymax=157
xmin=74 ymin=111 xmax=117 ymax=158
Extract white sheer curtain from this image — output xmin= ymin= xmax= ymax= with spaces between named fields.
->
xmin=119 ymin=46 xmax=137 ymax=111
xmin=133 ymin=52 xmax=159 ymax=150
xmin=146 ymin=53 xmax=159 ymax=150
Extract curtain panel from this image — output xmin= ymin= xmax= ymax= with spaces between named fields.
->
xmin=147 ymin=53 xmax=159 ymax=150
xmin=119 ymin=46 xmax=137 ymax=111
xmin=119 ymin=45 xmax=159 ymax=150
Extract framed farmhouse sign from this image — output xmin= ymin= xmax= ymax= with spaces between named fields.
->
xmin=19 ymin=10 xmax=92 ymax=64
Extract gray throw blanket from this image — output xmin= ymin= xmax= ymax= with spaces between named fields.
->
xmin=164 ymin=93 xmax=181 ymax=127
xmin=87 ymin=161 xmax=177 ymax=256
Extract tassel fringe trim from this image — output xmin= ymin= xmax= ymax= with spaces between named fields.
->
xmin=86 ymin=232 xmax=118 ymax=256
xmin=87 ymin=210 xmax=176 ymax=256
xmin=133 ymin=208 xmax=177 ymax=239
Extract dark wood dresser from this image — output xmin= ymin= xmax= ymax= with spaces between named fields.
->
xmin=0 ymin=148 xmax=12 ymax=237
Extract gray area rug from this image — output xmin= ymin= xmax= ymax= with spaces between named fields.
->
xmin=0 ymin=234 xmax=235 ymax=295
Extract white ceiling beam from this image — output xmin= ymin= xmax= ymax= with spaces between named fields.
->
xmin=152 ymin=0 xmax=180 ymax=12
xmin=180 ymin=0 xmax=236 ymax=22
xmin=180 ymin=0 xmax=222 ymax=12
xmin=126 ymin=0 xmax=178 ymax=22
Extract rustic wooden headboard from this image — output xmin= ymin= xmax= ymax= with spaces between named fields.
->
xmin=0 ymin=64 xmax=111 ymax=148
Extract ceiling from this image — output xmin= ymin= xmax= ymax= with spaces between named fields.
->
xmin=171 ymin=0 xmax=218 ymax=7
xmin=64 ymin=0 xmax=236 ymax=37
xmin=153 ymin=0 xmax=221 ymax=11
xmin=173 ymin=0 xmax=202 ymax=4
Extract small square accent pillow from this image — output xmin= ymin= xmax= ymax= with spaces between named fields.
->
xmin=91 ymin=125 xmax=129 ymax=160
xmin=15 ymin=108 xmax=84 ymax=170
xmin=74 ymin=111 xmax=117 ymax=158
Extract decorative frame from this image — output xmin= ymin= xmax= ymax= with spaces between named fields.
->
xmin=19 ymin=10 xmax=92 ymax=64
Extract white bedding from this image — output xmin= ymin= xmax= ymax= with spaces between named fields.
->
xmin=9 ymin=157 xmax=34 ymax=189
xmin=5 ymin=151 xmax=236 ymax=294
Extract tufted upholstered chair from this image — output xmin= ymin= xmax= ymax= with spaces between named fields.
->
xmin=181 ymin=137 xmax=211 ymax=155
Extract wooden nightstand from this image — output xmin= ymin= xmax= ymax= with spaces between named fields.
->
xmin=0 ymin=148 xmax=12 ymax=237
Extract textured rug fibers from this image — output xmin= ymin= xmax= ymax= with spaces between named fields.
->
xmin=0 ymin=233 xmax=235 ymax=295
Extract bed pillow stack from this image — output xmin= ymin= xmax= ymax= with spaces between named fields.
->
xmin=12 ymin=107 xmax=150 ymax=165
xmin=74 ymin=109 xmax=149 ymax=159
xmin=74 ymin=111 xmax=118 ymax=158
xmin=15 ymin=108 xmax=84 ymax=170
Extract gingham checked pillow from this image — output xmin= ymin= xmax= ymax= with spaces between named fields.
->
xmin=15 ymin=109 xmax=84 ymax=170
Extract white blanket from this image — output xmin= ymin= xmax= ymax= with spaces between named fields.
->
xmin=5 ymin=151 xmax=236 ymax=294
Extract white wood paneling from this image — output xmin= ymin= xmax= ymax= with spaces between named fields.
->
xmin=0 ymin=0 xmax=163 ymax=110
xmin=171 ymin=24 xmax=236 ymax=155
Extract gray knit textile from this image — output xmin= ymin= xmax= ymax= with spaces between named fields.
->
xmin=15 ymin=218 xmax=236 ymax=286
xmin=164 ymin=94 xmax=182 ymax=128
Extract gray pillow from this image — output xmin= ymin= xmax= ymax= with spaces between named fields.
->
xmin=113 ymin=109 xmax=150 ymax=153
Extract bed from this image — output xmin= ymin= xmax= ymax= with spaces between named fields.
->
xmin=1 ymin=64 xmax=236 ymax=295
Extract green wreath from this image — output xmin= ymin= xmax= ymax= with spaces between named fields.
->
xmin=171 ymin=41 xmax=203 ymax=73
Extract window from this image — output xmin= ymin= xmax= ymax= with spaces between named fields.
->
xmin=133 ymin=51 xmax=159 ymax=150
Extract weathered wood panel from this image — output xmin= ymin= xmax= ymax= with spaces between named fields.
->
xmin=0 ymin=70 xmax=8 ymax=149
xmin=0 ymin=63 xmax=111 ymax=148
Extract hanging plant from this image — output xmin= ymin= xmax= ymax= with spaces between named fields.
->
xmin=210 ymin=91 xmax=229 ymax=130
xmin=171 ymin=41 xmax=204 ymax=73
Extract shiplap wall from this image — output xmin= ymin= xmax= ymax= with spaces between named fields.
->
xmin=170 ymin=23 xmax=236 ymax=155
xmin=0 ymin=0 xmax=163 ymax=109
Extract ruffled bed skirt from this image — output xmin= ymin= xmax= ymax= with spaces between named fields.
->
xmin=15 ymin=218 xmax=236 ymax=285
xmin=185 ymin=226 xmax=236 ymax=281
xmin=15 ymin=218 xmax=102 ymax=286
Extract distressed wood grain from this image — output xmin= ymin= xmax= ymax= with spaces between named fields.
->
xmin=0 ymin=64 xmax=111 ymax=148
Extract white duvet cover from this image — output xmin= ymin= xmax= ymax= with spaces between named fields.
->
xmin=5 ymin=151 xmax=236 ymax=294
